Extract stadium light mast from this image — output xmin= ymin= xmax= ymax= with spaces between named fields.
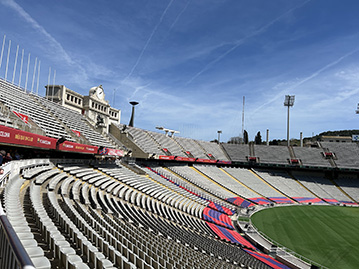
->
xmin=129 ymin=101 xmax=139 ymax=127
xmin=217 ymin=130 xmax=222 ymax=144
xmin=284 ymin=95 xmax=295 ymax=147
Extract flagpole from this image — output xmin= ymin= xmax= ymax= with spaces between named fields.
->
xmin=0 ymin=35 xmax=5 ymax=72
xmin=36 ymin=60 xmax=41 ymax=95
xmin=12 ymin=45 xmax=19 ymax=84
xmin=24 ymin=53 xmax=30 ymax=91
xmin=31 ymin=57 xmax=37 ymax=93
xmin=4 ymin=39 xmax=11 ymax=81
xmin=18 ymin=49 xmax=24 ymax=87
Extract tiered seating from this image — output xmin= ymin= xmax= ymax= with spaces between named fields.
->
xmin=98 ymin=164 xmax=213 ymax=233
xmin=1 ymin=158 xmax=308 ymax=269
xmin=194 ymin=164 xmax=259 ymax=198
xmin=244 ymin=249 xmax=291 ymax=269
xmin=168 ymin=164 xmax=237 ymax=200
xmin=145 ymin=167 xmax=209 ymax=206
xmin=148 ymin=164 xmax=235 ymax=209
xmin=74 ymin=164 xmax=271 ymax=268
xmin=174 ymin=136 xmax=208 ymax=158
xmin=202 ymin=207 xmax=233 ymax=229
xmin=206 ymin=222 xmax=256 ymax=250
xmin=0 ymin=109 xmax=16 ymax=127
xmin=208 ymin=201 xmax=235 ymax=215
xmin=222 ymin=144 xmax=249 ymax=162
xmin=36 ymin=96 xmax=115 ymax=148
xmin=253 ymin=145 xmax=290 ymax=165
xmin=118 ymin=124 xmax=163 ymax=155
xmin=334 ymin=175 xmax=359 ymax=203
xmin=196 ymin=140 xmax=229 ymax=160
xmin=321 ymin=142 xmax=359 ymax=169
xmin=148 ymin=131 xmax=186 ymax=156
xmin=293 ymin=147 xmax=331 ymax=167
xmin=222 ymin=167 xmax=281 ymax=198
xmin=0 ymin=79 xmax=73 ymax=140
xmin=292 ymin=171 xmax=352 ymax=203
xmin=254 ymin=169 xmax=313 ymax=200
xmin=226 ymin=197 xmax=256 ymax=207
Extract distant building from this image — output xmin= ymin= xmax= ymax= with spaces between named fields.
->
xmin=45 ymin=85 xmax=120 ymax=133
xmin=229 ymin=136 xmax=243 ymax=144
xmin=321 ymin=135 xmax=352 ymax=143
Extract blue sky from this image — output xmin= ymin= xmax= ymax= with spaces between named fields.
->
xmin=1 ymin=0 xmax=359 ymax=142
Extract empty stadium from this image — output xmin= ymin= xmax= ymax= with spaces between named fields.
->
xmin=0 ymin=75 xmax=358 ymax=269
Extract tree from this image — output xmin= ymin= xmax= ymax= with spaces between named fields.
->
xmin=243 ymin=130 xmax=249 ymax=144
xmin=255 ymin=131 xmax=262 ymax=145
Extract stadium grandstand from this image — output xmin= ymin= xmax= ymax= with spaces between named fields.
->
xmin=1 ymin=77 xmax=359 ymax=269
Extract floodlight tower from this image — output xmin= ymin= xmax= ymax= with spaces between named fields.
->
xmin=129 ymin=101 xmax=139 ymax=127
xmin=217 ymin=130 xmax=222 ymax=144
xmin=284 ymin=95 xmax=295 ymax=147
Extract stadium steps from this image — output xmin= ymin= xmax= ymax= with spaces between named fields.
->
xmin=288 ymin=146 xmax=296 ymax=159
xmin=30 ymin=95 xmax=85 ymax=144
xmin=171 ymin=137 xmax=190 ymax=156
xmin=330 ymin=179 xmax=358 ymax=204
xmin=0 ymin=101 xmax=48 ymax=136
xmin=193 ymin=140 xmax=208 ymax=157
xmin=161 ymin=166 xmax=234 ymax=210
xmin=109 ymin=123 xmax=149 ymax=158
xmin=196 ymin=140 xmax=228 ymax=160
xmin=173 ymin=136 xmax=207 ymax=158
xmin=249 ymin=142 xmax=255 ymax=157
xmin=249 ymin=169 xmax=296 ymax=204
xmin=189 ymin=166 xmax=238 ymax=200
xmin=318 ymin=144 xmax=338 ymax=168
xmin=219 ymin=168 xmax=263 ymax=202
xmin=288 ymin=173 xmax=324 ymax=201
xmin=219 ymin=143 xmax=232 ymax=161
xmin=95 ymin=165 xmax=207 ymax=229
xmin=81 ymin=117 xmax=120 ymax=149
xmin=146 ymin=131 xmax=173 ymax=155
xmin=150 ymin=165 xmax=232 ymax=208
xmin=148 ymin=131 xmax=186 ymax=157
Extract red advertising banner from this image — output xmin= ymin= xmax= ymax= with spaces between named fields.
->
xmin=159 ymin=155 xmax=175 ymax=160
xmin=217 ymin=160 xmax=231 ymax=164
xmin=196 ymin=158 xmax=217 ymax=163
xmin=13 ymin=111 xmax=29 ymax=124
xmin=0 ymin=125 xmax=56 ymax=149
xmin=175 ymin=156 xmax=196 ymax=162
xmin=72 ymin=129 xmax=81 ymax=137
xmin=58 ymin=141 xmax=98 ymax=154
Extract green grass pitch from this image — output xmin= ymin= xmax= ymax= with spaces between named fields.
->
xmin=251 ymin=205 xmax=359 ymax=269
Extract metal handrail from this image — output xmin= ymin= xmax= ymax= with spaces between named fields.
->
xmin=0 ymin=205 xmax=35 ymax=269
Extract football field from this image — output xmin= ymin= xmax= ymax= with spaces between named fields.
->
xmin=251 ymin=205 xmax=359 ymax=269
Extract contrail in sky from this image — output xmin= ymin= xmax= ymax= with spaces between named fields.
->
xmin=186 ymin=0 xmax=311 ymax=85
xmin=1 ymin=0 xmax=74 ymax=65
xmin=123 ymin=0 xmax=175 ymax=82
xmin=169 ymin=0 xmax=192 ymax=31
xmin=250 ymin=47 xmax=359 ymax=116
